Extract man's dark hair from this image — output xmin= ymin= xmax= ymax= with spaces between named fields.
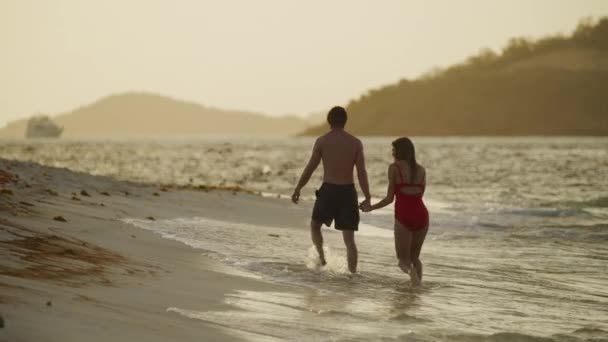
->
xmin=327 ymin=106 xmax=347 ymax=128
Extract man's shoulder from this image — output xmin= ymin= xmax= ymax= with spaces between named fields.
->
xmin=346 ymin=132 xmax=363 ymax=147
xmin=317 ymin=130 xmax=361 ymax=146
xmin=315 ymin=133 xmax=330 ymax=143
xmin=313 ymin=133 xmax=330 ymax=150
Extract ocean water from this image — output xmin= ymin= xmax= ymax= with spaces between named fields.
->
xmin=2 ymin=137 xmax=608 ymax=341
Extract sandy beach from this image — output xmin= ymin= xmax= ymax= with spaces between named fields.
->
xmin=2 ymin=5 xmax=608 ymax=340
xmin=2 ymin=138 xmax=607 ymax=342
xmin=0 ymin=158 xmax=311 ymax=342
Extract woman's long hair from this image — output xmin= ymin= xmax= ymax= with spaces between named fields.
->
xmin=392 ymin=137 xmax=417 ymax=183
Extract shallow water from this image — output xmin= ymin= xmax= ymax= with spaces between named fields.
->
xmin=1 ymin=137 xmax=607 ymax=206
xmin=2 ymin=137 xmax=608 ymax=340
xmin=123 ymin=214 xmax=608 ymax=341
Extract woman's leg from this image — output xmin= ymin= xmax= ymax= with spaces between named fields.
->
xmin=394 ymin=220 xmax=413 ymax=273
xmin=410 ymin=225 xmax=428 ymax=283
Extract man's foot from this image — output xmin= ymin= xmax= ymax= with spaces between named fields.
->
xmin=314 ymin=246 xmax=327 ymax=266
xmin=317 ymin=248 xmax=327 ymax=266
xmin=319 ymin=256 xmax=327 ymax=266
xmin=346 ymin=271 xmax=360 ymax=279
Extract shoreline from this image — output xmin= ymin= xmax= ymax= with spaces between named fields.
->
xmin=0 ymin=158 xmax=310 ymax=341
xmin=2 ymin=144 xmax=607 ymax=340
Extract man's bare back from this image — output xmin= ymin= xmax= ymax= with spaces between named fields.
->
xmin=316 ymin=130 xmax=361 ymax=184
xmin=291 ymin=128 xmax=371 ymax=202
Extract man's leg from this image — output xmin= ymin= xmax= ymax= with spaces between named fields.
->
xmin=311 ymin=220 xmax=326 ymax=265
xmin=342 ymin=230 xmax=358 ymax=273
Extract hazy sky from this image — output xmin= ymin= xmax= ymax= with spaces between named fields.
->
xmin=2 ymin=0 xmax=608 ymax=126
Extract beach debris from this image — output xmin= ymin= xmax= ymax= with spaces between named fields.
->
xmin=124 ymin=191 xmax=130 ymax=196
xmin=131 ymin=235 xmax=136 ymax=238
xmin=53 ymin=216 xmax=67 ymax=222
xmin=153 ymin=192 xmax=160 ymax=196
xmin=100 ymin=191 xmax=110 ymax=196
xmin=146 ymin=216 xmax=155 ymax=221
xmin=0 ymin=169 xmax=17 ymax=185
xmin=268 ymin=234 xmax=280 ymax=238
xmin=19 ymin=201 xmax=34 ymax=207
xmin=71 ymin=195 xmax=81 ymax=201
xmin=80 ymin=190 xmax=91 ymax=197
xmin=0 ymin=189 xmax=13 ymax=196
xmin=160 ymin=187 xmax=170 ymax=192
xmin=99 ymin=203 xmax=105 ymax=207
xmin=46 ymin=300 xmax=52 ymax=307
xmin=2 ymin=219 xmax=130 ymax=287
xmin=45 ymin=189 xmax=58 ymax=196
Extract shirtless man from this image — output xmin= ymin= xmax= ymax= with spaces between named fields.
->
xmin=291 ymin=106 xmax=371 ymax=273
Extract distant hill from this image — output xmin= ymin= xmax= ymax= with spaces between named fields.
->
xmin=0 ymin=93 xmax=323 ymax=138
xmin=303 ymin=17 xmax=608 ymax=136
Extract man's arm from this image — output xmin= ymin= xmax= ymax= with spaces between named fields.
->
xmin=355 ymin=140 xmax=371 ymax=202
xmin=291 ymin=139 xmax=322 ymax=204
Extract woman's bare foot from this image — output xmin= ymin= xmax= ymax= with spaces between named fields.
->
xmin=398 ymin=260 xmax=410 ymax=274
xmin=409 ymin=268 xmax=421 ymax=287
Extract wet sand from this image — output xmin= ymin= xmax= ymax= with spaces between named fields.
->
xmin=0 ymin=158 xmax=310 ymax=342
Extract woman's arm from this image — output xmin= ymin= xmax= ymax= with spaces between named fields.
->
xmin=369 ymin=164 xmax=396 ymax=211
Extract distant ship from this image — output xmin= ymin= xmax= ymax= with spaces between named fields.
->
xmin=25 ymin=115 xmax=63 ymax=138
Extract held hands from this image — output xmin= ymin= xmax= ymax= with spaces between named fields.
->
xmin=359 ymin=198 xmax=372 ymax=212
xmin=293 ymin=188 xmax=373 ymax=212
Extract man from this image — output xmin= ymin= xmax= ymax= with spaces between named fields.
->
xmin=291 ymin=106 xmax=371 ymax=273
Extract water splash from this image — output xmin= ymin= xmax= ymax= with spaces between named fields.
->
xmin=304 ymin=246 xmax=348 ymax=274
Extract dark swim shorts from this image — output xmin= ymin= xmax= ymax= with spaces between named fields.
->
xmin=312 ymin=183 xmax=359 ymax=231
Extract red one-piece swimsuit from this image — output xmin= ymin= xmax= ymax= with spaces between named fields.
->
xmin=394 ymin=164 xmax=429 ymax=231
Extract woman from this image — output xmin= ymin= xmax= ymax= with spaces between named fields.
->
xmin=362 ymin=137 xmax=429 ymax=285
